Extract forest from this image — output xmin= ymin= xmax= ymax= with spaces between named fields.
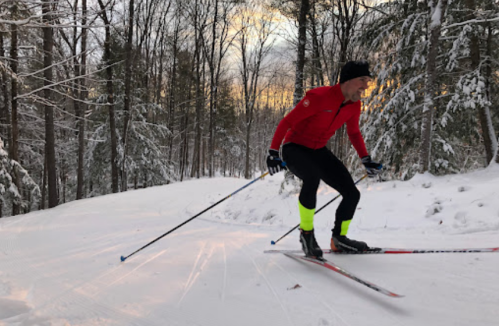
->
xmin=0 ymin=0 xmax=498 ymax=217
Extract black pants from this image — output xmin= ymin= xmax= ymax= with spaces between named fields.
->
xmin=282 ymin=143 xmax=360 ymax=236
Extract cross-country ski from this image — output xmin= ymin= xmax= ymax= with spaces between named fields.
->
xmin=283 ymin=253 xmax=404 ymax=298
xmin=265 ymin=247 xmax=499 ymax=254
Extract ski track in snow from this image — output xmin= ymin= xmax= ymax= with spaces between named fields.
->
xmin=95 ymin=249 xmax=168 ymax=294
xmin=2 ymin=172 xmax=499 ymax=325
xmin=267 ymin=253 xmax=353 ymax=326
xmin=237 ymin=241 xmax=295 ymax=326
xmin=38 ymin=288 xmax=157 ymax=326
xmin=0 ymin=213 xmax=172 ymax=325
xmin=221 ymin=241 xmax=227 ymax=303
xmin=241 ymin=236 xmax=408 ymax=326
xmin=39 ymin=250 xmax=164 ymax=324
xmin=277 ymin=251 xmax=407 ymax=326
xmin=177 ymin=242 xmax=214 ymax=306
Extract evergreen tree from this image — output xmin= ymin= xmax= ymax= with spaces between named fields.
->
xmin=357 ymin=0 xmax=499 ymax=178
xmin=0 ymin=138 xmax=40 ymax=217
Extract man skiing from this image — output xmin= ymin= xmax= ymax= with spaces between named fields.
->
xmin=266 ymin=60 xmax=382 ymax=258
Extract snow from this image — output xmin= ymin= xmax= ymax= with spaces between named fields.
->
xmin=1 ymin=167 xmax=499 ymax=326
xmin=430 ymin=0 xmax=444 ymax=29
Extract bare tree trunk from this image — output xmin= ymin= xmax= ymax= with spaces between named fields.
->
xmin=240 ymin=26 xmax=251 ymax=179
xmin=310 ymin=3 xmax=324 ymax=87
xmin=191 ymin=0 xmax=204 ymax=179
xmin=208 ymin=0 xmax=219 ymax=177
xmin=122 ymin=0 xmax=135 ymax=191
xmin=97 ymin=0 xmax=119 ymax=193
xmin=43 ymin=0 xmax=59 ymax=208
xmin=293 ymin=0 xmax=310 ymax=106
xmin=168 ymin=13 xmax=181 ymax=164
xmin=330 ymin=0 xmax=360 ymax=83
xmin=202 ymin=0 xmax=236 ymax=176
xmin=153 ymin=5 xmax=169 ymax=109
xmin=419 ymin=0 xmax=448 ymax=173
xmin=180 ymin=111 xmax=189 ymax=181
xmin=329 ymin=0 xmax=359 ymax=156
xmin=238 ymin=5 xmax=276 ymax=178
xmin=72 ymin=0 xmax=82 ymax=198
xmin=79 ymin=0 xmax=88 ymax=196
xmin=0 ymin=33 xmax=9 ymax=155
xmin=142 ymin=5 xmax=153 ymax=122
xmin=475 ymin=91 xmax=495 ymax=164
xmin=201 ymin=50 xmax=207 ymax=177
xmin=465 ymin=0 xmax=495 ymax=164
xmin=60 ymin=163 xmax=66 ymax=203
xmin=41 ymin=154 xmax=47 ymax=209
xmin=10 ymin=2 xmax=21 ymax=215
xmin=76 ymin=0 xmax=88 ymax=199
xmin=484 ymin=25 xmax=499 ymax=164
xmin=191 ymin=53 xmax=202 ymax=179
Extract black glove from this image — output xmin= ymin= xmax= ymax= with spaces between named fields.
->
xmin=266 ymin=149 xmax=287 ymax=175
xmin=361 ymin=155 xmax=382 ymax=178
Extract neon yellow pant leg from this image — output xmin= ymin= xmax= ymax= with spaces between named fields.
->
xmin=298 ymin=201 xmax=315 ymax=231
xmin=340 ymin=220 xmax=351 ymax=236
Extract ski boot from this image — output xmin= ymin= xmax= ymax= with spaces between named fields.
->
xmin=331 ymin=235 xmax=369 ymax=253
xmin=300 ymin=229 xmax=323 ymax=259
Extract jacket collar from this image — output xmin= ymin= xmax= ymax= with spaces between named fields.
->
xmin=331 ymin=83 xmax=357 ymax=107
xmin=331 ymin=83 xmax=348 ymax=105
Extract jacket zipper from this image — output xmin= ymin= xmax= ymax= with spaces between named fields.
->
xmin=316 ymin=102 xmax=348 ymax=148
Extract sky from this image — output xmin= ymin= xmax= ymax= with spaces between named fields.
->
xmin=1 ymin=164 xmax=499 ymax=325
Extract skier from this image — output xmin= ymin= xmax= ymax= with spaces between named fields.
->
xmin=266 ymin=60 xmax=382 ymax=258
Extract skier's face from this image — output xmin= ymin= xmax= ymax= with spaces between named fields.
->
xmin=343 ymin=76 xmax=371 ymax=102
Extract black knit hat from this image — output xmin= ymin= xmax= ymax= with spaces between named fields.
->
xmin=340 ymin=60 xmax=371 ymax=83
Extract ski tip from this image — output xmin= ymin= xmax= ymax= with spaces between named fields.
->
xmin=271 ymin=240 xmax=276 ymax=245
xmin=120 ymin=256 xmax=127 ymax=262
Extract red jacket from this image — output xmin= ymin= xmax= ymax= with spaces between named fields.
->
xmin=270 ymin=84 xmax=368 ymax=158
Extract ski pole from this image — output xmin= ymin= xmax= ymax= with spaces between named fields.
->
xmin=121 ymin=172 xmax=270 ymax=262
xmin=270 ymin=174 xmax=368 ymax=245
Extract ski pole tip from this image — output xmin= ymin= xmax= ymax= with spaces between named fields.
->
xmin=120 ymin=256 xmax=127 ymax=262
xmin=271 ymin=240 xmax=276 ymax=245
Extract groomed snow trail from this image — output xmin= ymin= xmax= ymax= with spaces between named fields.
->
xmin=1 ymin=170 xmax=499 ymax=326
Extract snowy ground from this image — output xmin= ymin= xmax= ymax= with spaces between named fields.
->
xmin=1 ymin=165 xmax=499 ymax=326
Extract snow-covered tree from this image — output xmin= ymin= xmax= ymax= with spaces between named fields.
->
xmin=420 ymin=0 xmax=448 ymax=173
xmin=0 ymin=138 xmax=40 ymax=217
xmin=357 ymin=0 xmax=499 ymax=178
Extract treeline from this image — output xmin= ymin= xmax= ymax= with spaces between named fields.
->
xmin=0 ymin=0 xmax=498 ymax=217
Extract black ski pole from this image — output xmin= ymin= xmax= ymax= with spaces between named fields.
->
xmin=270 ymin=174 xmax=368 ymax=245
xmin=121 ymin=172 xmax=270 ymax=262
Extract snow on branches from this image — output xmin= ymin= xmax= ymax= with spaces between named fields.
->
xmin=0 ymin=138 xmax=40 ymax=213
